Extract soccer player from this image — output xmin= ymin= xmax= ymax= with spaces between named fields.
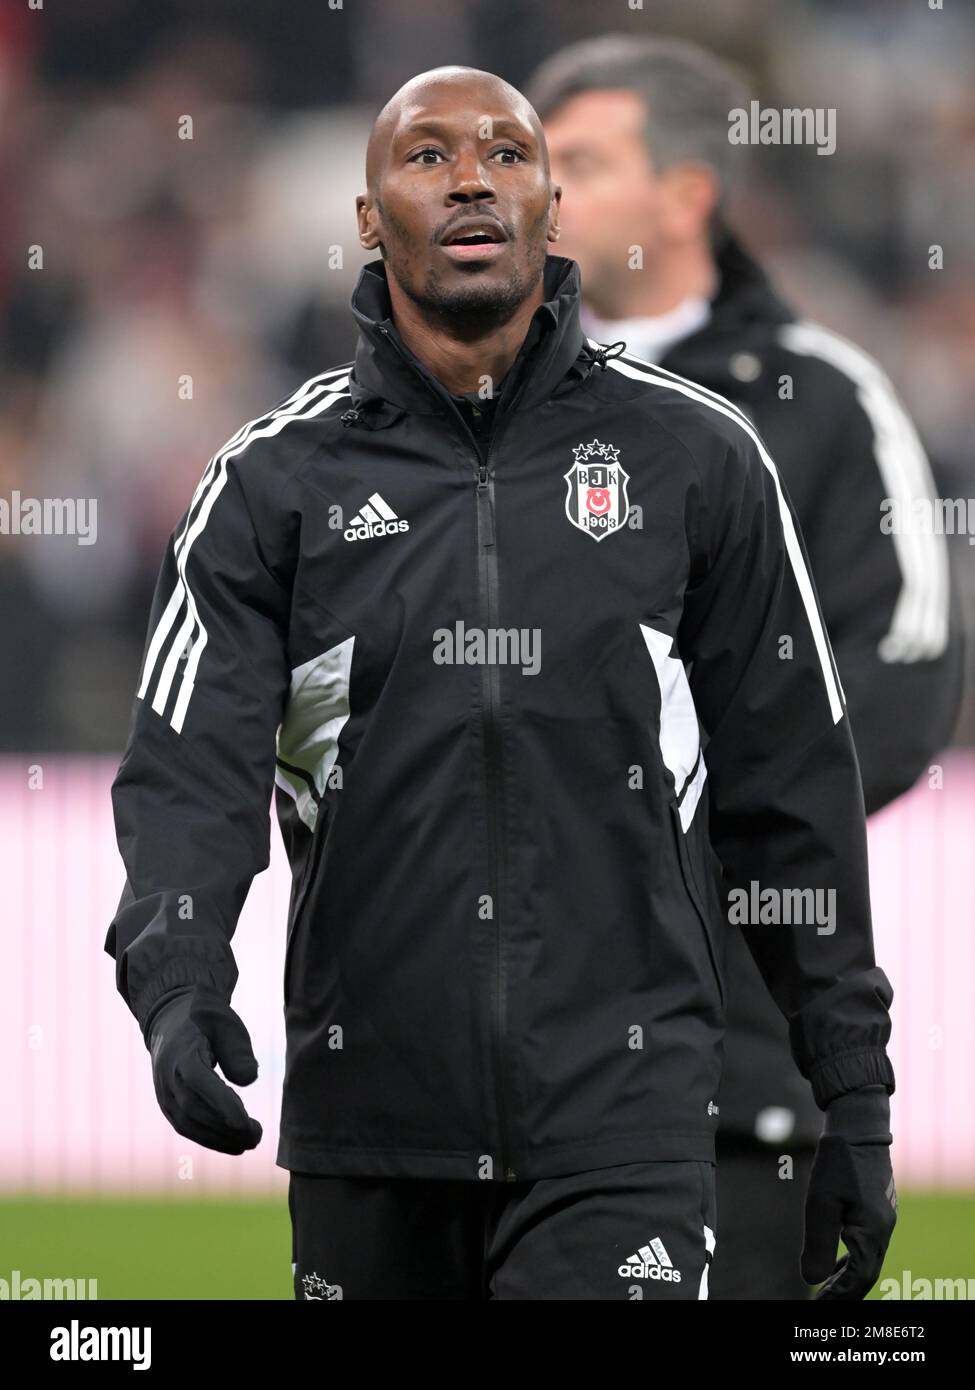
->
xmin=527 ymin=34 xmax=963 ymax=1299
xmin=106 ymin=65 xmax=899 ymax=1301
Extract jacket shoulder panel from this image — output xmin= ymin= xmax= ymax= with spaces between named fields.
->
xmin=773 ymin=319 xmax=939 ymax=496
xmin=592 ymin=341 xmax=773 ymax=485
xmin=772 ymin=318 xmax=885 ymax=414
xmin=777 ymin=317 xmax=891 ymax=389
xmin=774 ymin=319 xmax=952 ymax=665
xmin=597 ymin=343 xmax=845 ymax=722
xmin=220 ymin=363 xmax=355 ymax=498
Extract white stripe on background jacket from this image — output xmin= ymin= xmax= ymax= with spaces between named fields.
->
xmin=656 ymin=232 xmax=962 ymax=1146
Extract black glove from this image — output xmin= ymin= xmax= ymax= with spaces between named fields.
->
xmin=145 ymin=987 xmax=263 ymax=1155
xmin=801 ymin=1084 xmax=897 ymax=1299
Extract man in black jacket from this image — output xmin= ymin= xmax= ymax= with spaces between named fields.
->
xmin=529 ymin=34 xmax=963 ymax=1299
xmin=107 ymin=65 xmax=898 ymax=1301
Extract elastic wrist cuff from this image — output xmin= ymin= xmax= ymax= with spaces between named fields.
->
xmin=824 ymin=1084 xmax=891 ymax=1140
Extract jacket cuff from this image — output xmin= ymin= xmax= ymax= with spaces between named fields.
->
xmin=824 ymin=1084 xmax=891 ymax=1141
xmin=131 ymin=957 xmax=232 ymax=1036
xmin=806 ymin=1047 xmax=895 ymax=1110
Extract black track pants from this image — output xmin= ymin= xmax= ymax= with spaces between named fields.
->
xmin=290 ymin=1159 xmax=717 ymax=1301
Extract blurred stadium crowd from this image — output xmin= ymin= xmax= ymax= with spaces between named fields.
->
xmin=1 ymin=0 xmax=973 ymax=752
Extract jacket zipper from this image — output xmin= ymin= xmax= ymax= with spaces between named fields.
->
xmin=474 ymin=453 xmax=517 ymax=1182
xmin=376 ymin=328 xmax=518 ymax=1182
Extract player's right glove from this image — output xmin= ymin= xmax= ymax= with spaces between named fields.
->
xmin=801 ymin=1084 xmax=897 ymax=1299
xmin=144 ymin=987 xmax=263 ymax=1155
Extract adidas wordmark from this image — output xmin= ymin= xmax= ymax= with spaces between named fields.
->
xmin=343 ymin=492 xmax=410 ymax=542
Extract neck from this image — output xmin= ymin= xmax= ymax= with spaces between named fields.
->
xmin=386 ymin=276 xmax=546 ymax=396
xmin=590 ymin=239 xmax=717 ymax=320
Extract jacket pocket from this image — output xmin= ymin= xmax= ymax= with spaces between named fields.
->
xmin=669 ymin=801 xmax=725 ymax=1010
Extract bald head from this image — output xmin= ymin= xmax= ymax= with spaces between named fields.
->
xmin=365 ymin=65 xmax=549 ymax=194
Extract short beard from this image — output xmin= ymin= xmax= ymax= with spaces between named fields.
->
xmin=411 ymin=268 xmax=528 ymax=335
xmin=382 ymin=208 xmax=550 ymax=339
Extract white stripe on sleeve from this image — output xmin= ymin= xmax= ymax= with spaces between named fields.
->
xmin=138 ymin=368 xmax=351 ymax=731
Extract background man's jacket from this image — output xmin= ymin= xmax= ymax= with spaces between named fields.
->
xmin=106 ymin=254 xmax=895 ymax=1181
xmin=659 ymin=232 xmax=963 ymax=1146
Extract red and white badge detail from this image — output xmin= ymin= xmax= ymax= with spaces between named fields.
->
xmin=564 ymin=439 xmax=630 ymax=542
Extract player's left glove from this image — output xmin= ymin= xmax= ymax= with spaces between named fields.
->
xmin=801 ymin=1084 xmax=897 ymax=1299
xmin=145 ymin=986 xmax=263 ymax=1156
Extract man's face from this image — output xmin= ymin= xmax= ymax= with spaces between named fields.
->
xmin=543 ymin=89 xmax=665 ymax=307
xmin=358 ymin=82 xmax=560 ymax=322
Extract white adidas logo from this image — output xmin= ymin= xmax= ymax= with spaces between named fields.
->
xmin=618 ymin=1237 xmax=682 ymax=1282
xmin=343 ymin=491 xmax=410 ymax=542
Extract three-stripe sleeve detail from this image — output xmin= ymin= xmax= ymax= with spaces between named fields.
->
xmin=137 ymin=367 xmax=351 ymax=732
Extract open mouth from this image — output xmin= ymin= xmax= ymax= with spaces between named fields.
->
xmin=442 ymin=222 xmax=506 ymax=244
xmin=440 ymin=223 xmax=508 ymax=261
xmin=447 ymin=232 xmax=500 ymax=245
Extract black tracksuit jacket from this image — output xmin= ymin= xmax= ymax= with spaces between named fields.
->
xmin=655 ymin=233 xmax=964 ymax=1145
xmin=106 ymin=253 xmax=895 ymax=1181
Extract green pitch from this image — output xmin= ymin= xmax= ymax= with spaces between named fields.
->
xmin=0 ymin=1191 xmax=972 ymax=1300
xmin=0 ymin=1194 xmax=292 ymax=1300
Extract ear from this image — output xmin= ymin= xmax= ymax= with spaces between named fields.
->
xmin=357 ymin=193 xmax=381 ymax=251
xmin=660 ymin=163 xmax=719 ymax=242
xmin=547 ymin=182 xmax=562 ymax=244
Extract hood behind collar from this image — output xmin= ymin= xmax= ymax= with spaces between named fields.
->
xmin=657 ymin=228 xmax=798 ymax=391
xmin=706 ymin=227 xmax=795 ymax=335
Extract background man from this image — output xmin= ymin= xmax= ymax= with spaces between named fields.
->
xmin=528 ymin=33 xmax=964 ymax=1300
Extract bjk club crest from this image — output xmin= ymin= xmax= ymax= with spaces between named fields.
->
xmin=564 ymin=439 xmax=630 ymax=542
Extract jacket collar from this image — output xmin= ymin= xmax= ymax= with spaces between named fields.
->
xmin=708 ymin=226 xmax=794 ymax=332
xmin=348 ymin=254 xmax=589 ymax=417
xmin=660 ymin=227 xmax=796 ymax=393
